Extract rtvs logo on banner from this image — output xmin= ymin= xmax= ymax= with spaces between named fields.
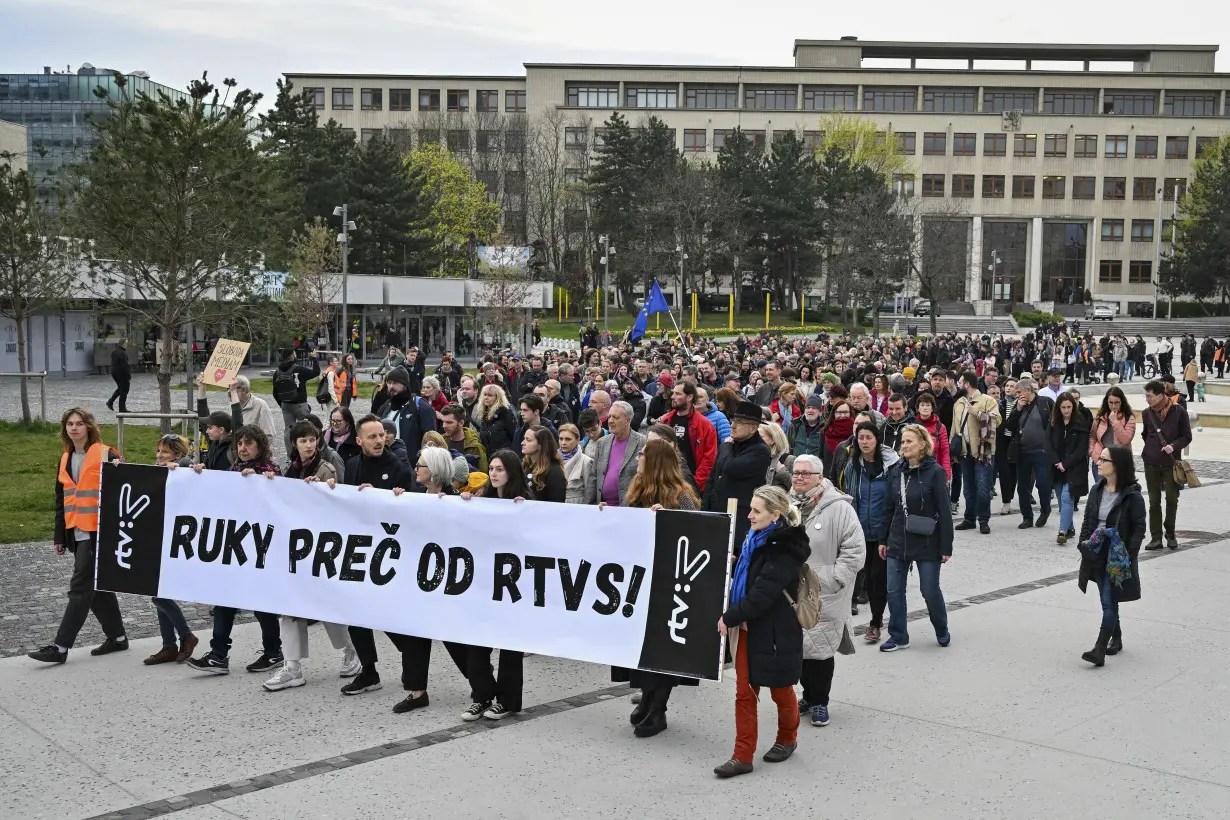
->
xmin=668 ymin=536 xmax=712 ymax=645
xmin=114 ymin=484 xmax=151 ymax=570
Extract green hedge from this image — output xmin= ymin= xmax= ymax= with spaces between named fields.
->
xmin=1153 ymin=300 xmax=1230 ymax=318
xmin=1013 ymin=310 xmax=1064 ymax=327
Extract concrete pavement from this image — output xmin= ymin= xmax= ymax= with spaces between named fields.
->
xmin=2 ymin=480 xmax=1228 ymax=819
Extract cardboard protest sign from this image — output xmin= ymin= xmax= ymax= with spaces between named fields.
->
xmin=201 ymin=338 xmax=251 ymax=387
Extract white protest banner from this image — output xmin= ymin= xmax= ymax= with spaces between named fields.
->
xmin=201 ymin=338 xmax=251 ymax=387
xmin=97 ymin=464 xmax=733 ymax=680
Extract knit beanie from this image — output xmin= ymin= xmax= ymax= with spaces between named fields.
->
xmin=385 ymin=366 xmax=411 ymax=389
xmin=805 ymin=393 xmax=825 ymax=410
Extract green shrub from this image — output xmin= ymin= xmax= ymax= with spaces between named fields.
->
xmin=1013 ymin=310 xmax=1063 ymax=327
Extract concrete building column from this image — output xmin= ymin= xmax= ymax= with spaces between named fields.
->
xmin=856 ymin=84 xmax=864 ymax=110
xmin=969 ymin=216 xmax=983 ymax=301
xmin=1028 ymin=217 xmax=1043 ymax=303
xmin=1086 ymin=219 xmax=1099 ymax=302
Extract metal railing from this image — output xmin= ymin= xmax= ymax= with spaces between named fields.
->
xmin=115 ymin=412 xmax=202 ymax=462
xmin=0 ymin=371 xmax=48 ymax=421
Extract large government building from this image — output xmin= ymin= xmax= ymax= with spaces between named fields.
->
xmin=288 ymin=38 xmax=1230 ymax=316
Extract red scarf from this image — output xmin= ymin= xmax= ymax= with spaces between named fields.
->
xmin=824 ymin=417 xmax=853 ymax=454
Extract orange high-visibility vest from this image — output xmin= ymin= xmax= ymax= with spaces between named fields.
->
xmin=333 ymin=369 xmax=356 ymax=403
xmin=58 ymin=442 xmax=107 ymax=533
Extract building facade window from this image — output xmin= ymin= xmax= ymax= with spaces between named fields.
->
xmin=952 ymin=174 xmax=975 ymax=198
xmin=476 ymin=90 xmax=499 ymax=113
xmin=1042 ymin=175 xmax=1066 ymax=199
xmin=1104 ymin=92 xmax=1157 ymax=115
xmin=1044 ymin=133 xmax=1067 ymax=157
xmin=564 ymin=127 xmax=587 ymax=149
xmin=476 ymin=130 xmax=501 ymax=153
xmin=923 ymin=132 xmax=947 ymax=155
xmin=1135 ymin=135 xmax=1158 ymax=158
xmin=593 ymin=128 xmax=610 ymax=148
xmin=331 ymin=87 xmax=354 ymax=110
xmin=744 ymin=87 xmax=796 ymax=110
xmin=982 ymin=174 xmax=1005 ymax=198
xmin=1165 ymin=136 xmax=1189 ymax=159
xmin=863 ymin=88 xmax=916 ymax=112
xmin=1074 ymin=176 xmax=1096 ymax=200
xmin=447 ymin=130 xmax=470 ymax=152
xmin=922 ymin=88 xmax=976 ymax=112
xmin=1014 ymin=133 xmax=1037 ymax=157
xmin=566 ymin=84 xmax=618 ymax=108
xmin=564 ymin=168 xmax=584 ymax=185
xmin=1074 ymin=135 xmax=1098 ymax=158
xmin=896 ymin=132 xmax=916 ymax=155
xmin=746 ymin=130 xmax=767 ymax=152
xmin=447 ymin=90 xmax=469 ymax=112
xmin=712 ymin=129 xmax=733 ymax=150
xmin=1164 ymin=92 xmax=1218 ymax=117
xmin=305 ymin=87 xmax=325 ymax=109
xmin=1196 ymin=136 xmax=1218 ymax=157
xmin=505 ymin=90 xmax=526 ymax=112
xmin=893 ymin=173 xmax=915 ymax=197
xmin=983 ymin=89 xmax=1038 ymax=113
xmin=953 ymin=133 xmax=976 ymax=156
xmin=504 ymin=128 xmax=525 ymax=153
xmin=1103 ymin=177 xmax=1126 ymax=200
xmin=984 ymin=133 xmax=1006 ymax=157
xmin=361 ymin=88 xmax=382 ymax=111
xmin=360 ymin=128 xmax=381 ymax=144
xmin=1129 ymin=261 xmax=1152 ymax=283
xmin=803 ymin=131 xmax=824 ymax=151
xmin=504 ymin=171 xmax=526 ymax=196
xmin=416 ymin=128 xmax=439 ymax=145
xmin=1101 ymin=219 xmax=1124 ymax=242
xmin=1044 ymin=90 xmax=1098 ymax=115
xmin=802 ymin=86 xmax=856 ymax=111
xmin=1163 ymin=177 xmax=1187 ymax=201
xmin=1133 ymin=177 xmax=1156 ymax=200
xmin=1099 ymin=260 xmax=1123 ymax=283
xmin=685 ymin=86 xmax=738 ymax=109
xmin=684 ymin=129 xmax=706 ymax=152
xmin=1012 ymin=175 xmax=1035 ymax=199
xmin=1131 ymin=219 xmax=1155 ymax=242
xmin=1042 ymin=222 xmax=1087 ymax=302
xmin=922 ymin=174 xmax=945 ymax=197
xmin=1105 ymin=135 xmax=1128 ymax=158
xmin=390 ymin=88 xmax=413 ymax=111
xmin=419 ymin=89 xmax=440 ymax=111
xmin=626 ymin=86 xmax=677 ymax=108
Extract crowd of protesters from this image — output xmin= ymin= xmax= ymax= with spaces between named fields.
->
xmin=32 ymin=320 xmax=1202 ymax=777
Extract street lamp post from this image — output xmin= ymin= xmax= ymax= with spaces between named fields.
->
xmin=598 ymin=234 xmax=614 ymax=335
xmin=988 ymin=249 xmax=1001 ymax=334
xmin=333 ymin=205 xmax=356 ymax=353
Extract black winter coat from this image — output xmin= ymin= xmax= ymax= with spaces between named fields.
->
xmin=884 ymin=455 xmax=954 ymax=562
xmin=342 ymin=449 xmax=413 ymax=491
xmin=702 ymin=436 xmax=771 ymax=550
xmin=110 ymin=346 xmax=131 ymax=380
xmin=1049 ymin=418 xmax=1090 ymax=498
xmin=1078 ymin=480 xmax=1146 ymax=602
xmin=479 ymin=405 xmax=518 ymax=454
xmin=722 ymin=524 xmax=810 ymax=689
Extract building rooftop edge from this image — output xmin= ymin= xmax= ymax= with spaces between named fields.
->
xmin=791 ymin=39 xmax=1220 ymax=56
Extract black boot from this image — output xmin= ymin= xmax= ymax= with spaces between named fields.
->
xmin=629 ymin=688 xmax=652 ymax=726
xmin=634 ymin=688 xmax=670 ymax=738
xmin=1081 ymin=627 xmax=1112 ymax=667
xmin=1105 ymin=626 xmax=1123 ymax=656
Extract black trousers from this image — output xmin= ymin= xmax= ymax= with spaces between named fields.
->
xmin=108 ymin=377 xmax=130 ymax=411
xmin=862 ymin=540 xmax=888 ymax=629
xmin=800 ymin=657 xmax=836 ymax=707
xmin=995 ymin=446 xmax=1017 ymax=505
xmin=55 ymin=535 xmax=125 ymax=649
xmin=445 ymin=643 xmax=524 ymax=711
xmin=347 ymin=627 xmax=432 ymax=690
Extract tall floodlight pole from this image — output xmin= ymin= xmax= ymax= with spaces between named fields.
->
xmin=333 ymin=205 xmax=356 ymax=352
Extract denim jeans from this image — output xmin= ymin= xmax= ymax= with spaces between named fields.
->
xmin=210 ymin=607 xmax=281 ymax=659
xmin=886 ymin=557 xmax=948 ymax=645
xmin=960 ymin=460 xmax=995 ymax=525
xmin=1016 ymin=450 xmax=1053 ymax=524
xmin=1124 ymin=360 xmax=1135 ymax=381
xmin=152 ymin=598 xmax=192 ymax=648
xmin=1055 ymin=482 xmax=1074 ymax=534
xmin=1091 ymin=460 xmax=1100 ymax=483
xmin=1097 ymin=571 xmax=1120 ymax=631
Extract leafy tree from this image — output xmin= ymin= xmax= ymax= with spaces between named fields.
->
xmin=65 ymin=73 xmax=278 ymax=423
xmin=814 ymin=140 xmax=882 ymax=323
xmin=0 ymin=155 xmax=75 ymax=423
xmin=1167 ymin=135 xmax=1230 ymax=308
xmin=349 ymin=133 xmax=433 ymax=276
xmin=760 ymin=131 xmax=820 ymax=310
xmin=280 ymin=218 xmax=341 ymax=341
xmin=406 ymin=142 xmax=500 ymax=277
xmin=815 ymin=114 xmax=912 ymax=183
xmin=713 ymin=130 xmax=766 ymax=312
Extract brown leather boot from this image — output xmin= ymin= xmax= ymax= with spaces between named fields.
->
xmin=144 ymin=646 xmax=179 ymax=665
xmin=176 ymin=634 xmax=199 ymax=664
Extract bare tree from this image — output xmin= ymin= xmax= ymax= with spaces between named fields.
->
xmin=833 ymin=187 xmax=912 ymax=336
xmin=907 ymin=197 xmax=971 ymax=335
xmin=475 ymin=246 xmax=534 ymax=349
xmin=280 ymin=218 xmax=341 ymax=342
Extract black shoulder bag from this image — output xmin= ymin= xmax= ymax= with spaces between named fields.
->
xmin=901 ymin=470 xmax=938 ymax=536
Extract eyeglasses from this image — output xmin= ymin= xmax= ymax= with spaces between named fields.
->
xmin=791 ymin=471 xmax=817 ymax=478
xmin=415 ymin=461 xmax=426 ymax=468
xmin=1098 ymin=457 xmax=1113 ymax=464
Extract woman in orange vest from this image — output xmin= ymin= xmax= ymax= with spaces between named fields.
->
xmin=28 ymin=407 xmax=129 ymax=664
xmin=334 ymin=353 xmax=358 ymax=408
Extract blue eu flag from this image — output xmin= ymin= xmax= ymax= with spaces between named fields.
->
xmin=631 ymin=280 xmax=671 ymax=341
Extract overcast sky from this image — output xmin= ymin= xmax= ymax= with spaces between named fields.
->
xmin=3 ymin=0 xmax=1228 ymax=107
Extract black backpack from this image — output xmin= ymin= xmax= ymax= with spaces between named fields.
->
xmin=273 ymin=368 xmax=299 ymax=403
xmin=315 ymin=373 xmax=333 ymax=405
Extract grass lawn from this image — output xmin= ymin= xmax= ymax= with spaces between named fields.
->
xmin=534 ymin=309 xmax=852 ymax=341
xmin=0 ymin=421 xmax=164 ymax=545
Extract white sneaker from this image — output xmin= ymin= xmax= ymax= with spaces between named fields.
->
xmin=461 ymin=701 xmax=488 ymax=721
xmin=1000 ymin=502 xmax=1012 ymax=516
xmin=263 ymin=664 xmax=305 ymax=691
xmin=339 ymin=647 xmax=360 ymax=678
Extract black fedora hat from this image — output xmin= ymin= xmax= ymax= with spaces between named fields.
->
xmin=731 ymin=400 xmax=764 ymax=424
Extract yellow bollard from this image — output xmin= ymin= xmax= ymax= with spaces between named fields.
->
xmin=692 ymin=293 xmax=698 ymax=330
xmin=558 ymin=288 xmax=562 ymax=323
xmin=801 ymin=298 xmax=805 ymax=326
xmin=565 ymin=290 xmax=569 ymax=318
xmin=764 ymin=292 xmax=770 ymax=329
xmin=728 ymin=294 xmax=734 ymax=331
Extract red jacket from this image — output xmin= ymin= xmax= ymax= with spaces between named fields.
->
xmin=662 ymin=407 xmax=718 ymax=491
xmin=917 ymin=413 xmax=952 ymax=480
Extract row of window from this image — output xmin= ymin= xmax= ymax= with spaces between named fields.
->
xmin=905 ymin=172 xmax=1187 ymax=201
xmin=308 ymin=87 xmax=526 ymax=114
xmin=1099 ymin=260 xmax=1154 ymax=284
xmin=563 ymin=83 xmax=1225 ymax=115
xmin=906 ymin=131 xmax=1215 ymax=159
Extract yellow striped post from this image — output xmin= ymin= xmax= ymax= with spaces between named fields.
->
xmin=728 ymin=294 xmax=734 ymax=330
xmin=764 ymin=292 xmax=770 ymax=329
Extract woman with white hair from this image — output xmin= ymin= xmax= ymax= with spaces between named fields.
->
xmin=411 ymin=447 xmax=458 ymax=496
xmin=758 ymin=422 xmax=792 ymax=489
xmin=228 ymin=375 xmax=276 ymax=441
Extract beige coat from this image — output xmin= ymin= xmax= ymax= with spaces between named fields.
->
xmin=800 ymin=484 xmax=867 ymax=661
xmin=950 ymin=390 xmax=1002 ymax=460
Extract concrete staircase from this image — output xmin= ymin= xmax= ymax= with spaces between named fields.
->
xmin=1073 ymin=318 xmax=1230 ymax=338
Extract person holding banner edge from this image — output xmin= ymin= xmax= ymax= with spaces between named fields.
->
xmin=715 ymin=486 xmax=810 ymax=778
xmin=29 ymin=408 xmax=130 ymax=665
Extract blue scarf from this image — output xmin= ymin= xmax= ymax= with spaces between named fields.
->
xmin=778 ymin=400 xmax=795 ymax=432
xmin=730 ymin=521 xmax=780 ymax=607
xmin=1082 ymin=526 xmax=1133 ymax=588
